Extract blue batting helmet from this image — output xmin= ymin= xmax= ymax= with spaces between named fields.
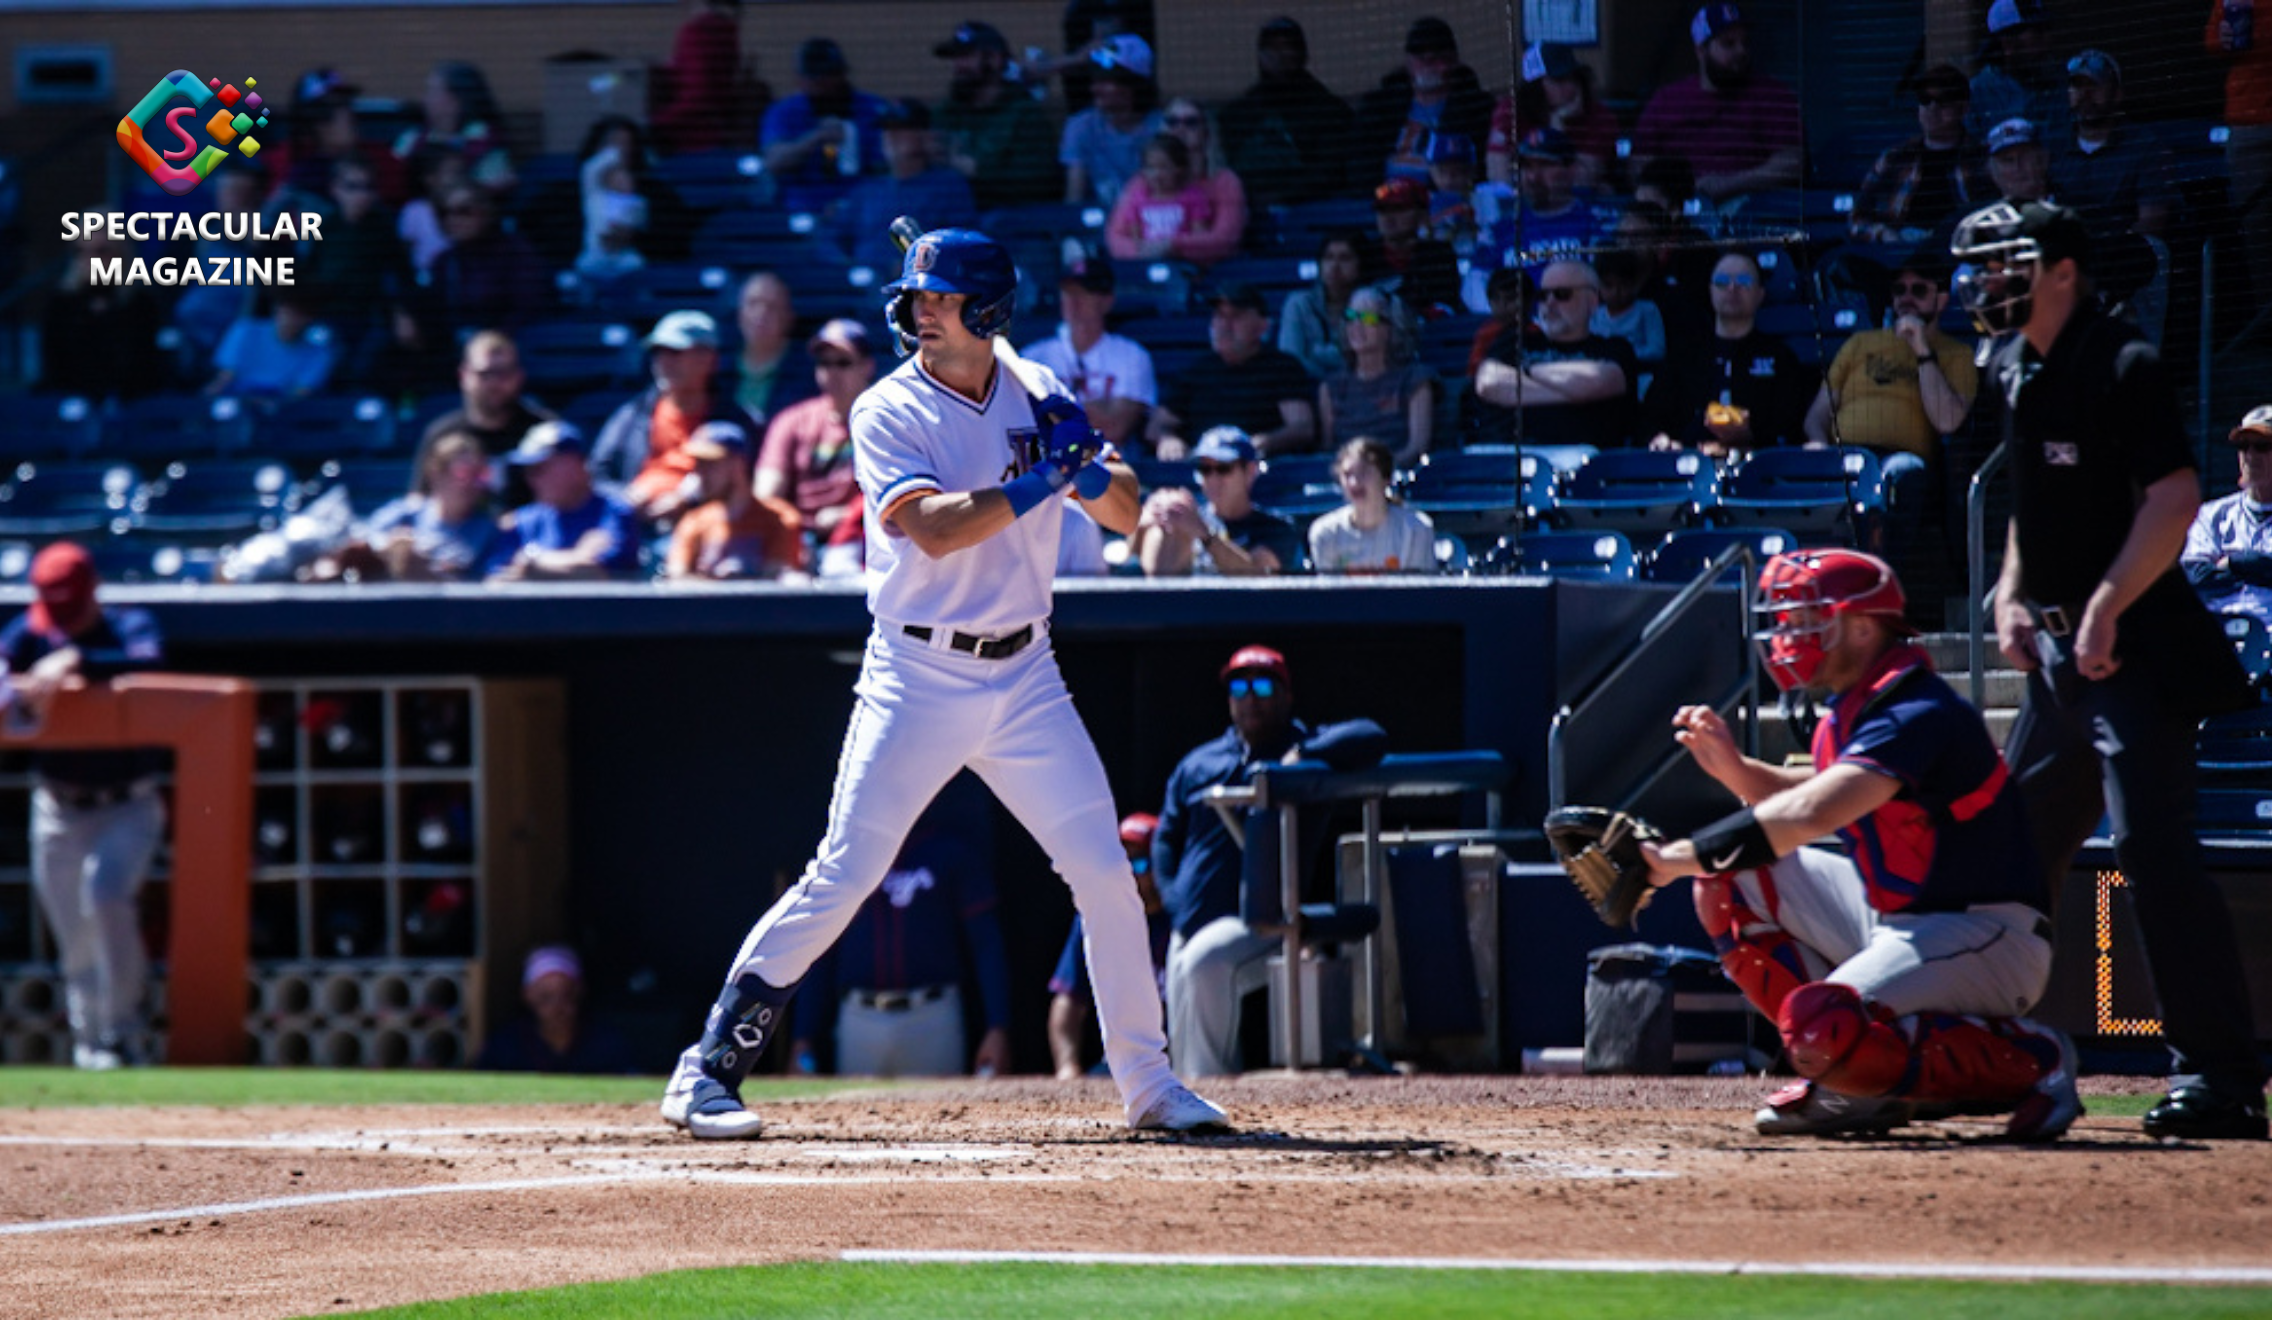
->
xmin=882 ymin=228 xmax=1018 ymax=353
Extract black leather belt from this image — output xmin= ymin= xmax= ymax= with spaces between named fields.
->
xmin=2029 ymin=602 xmax=2083 ymax=638
xmin=903 ymin=624 xmax=1035 ymax=660
xmin=846 ymin=986 xmax=950 ymax=1012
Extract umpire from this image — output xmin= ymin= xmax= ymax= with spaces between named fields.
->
xmin=1954 ymin=200 xmax=2268 ymax=1140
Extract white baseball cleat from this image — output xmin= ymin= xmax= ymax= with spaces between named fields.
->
xmin=660 ymin=1052 xmax=764 ymax=1140
xmin=1754 ymin=1079 xmax=1914 ymax=1136
xmin=1131 ymin=1083 xmax=1230 ymax=1132
xmin=2005 ymin=1026 xmax=2083 ymax=1143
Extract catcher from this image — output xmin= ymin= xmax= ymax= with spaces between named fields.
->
xmin=1549 ymin=548 xmax=2082 ymax=1139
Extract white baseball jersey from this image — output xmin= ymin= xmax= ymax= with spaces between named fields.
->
xmin=855 ymin=354 xmax=1075 ymax=636
xmin=1021 ymin=326 xmax=1158 ymax=409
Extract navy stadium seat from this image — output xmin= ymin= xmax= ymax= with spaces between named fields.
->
xmin=1643 ymin=525 xmax=1799 ymax=585
xmin=1268 ymin=198 xmax=1376 ymax=254
xmin=1207 ymin=253 xmax=1315 ymax=301
xmin=651 ymin=150 xmax=764 ymax=211
xmin=14 ymin=396 xmax=102 ymax=459
xmin=0 ymin=461 xmax=140 ymax=538
xmin=1403 ymin=448 xmax=1555 ymax=540
xmin=1484 ymin=529 xmax=1635 ymax=579
xmin=2220 ymin=613 xmax=2272 ymax=692
xmin=1126 ymin=457 xmax=1197 ymax=497
xmin=246 ymin=395 xmax=396 ymax=459
xmin=1554 ymin=449 xmax=1717 ymax=535
xmin=591 ymin=262 xmax=737 ymax=319
xmin=1416 ymin=315 xmax=1488 ymax=379
xmin=89 ymin=537 xmax=221 ymax=584
xmin=309 ymin=457 xmax=416 ymax=510
xmin=1714 ymin=445 xmax=1884 ymax=542
xmin=513 ymin=320 xmax=640 ymax=397
xmin=107 ymin=393 xmax=249 ymax=459
xmin=1250 ymin=453 xmax=1341 ymax=520
xmin=135 ymin=458 xmax=297 ymax=539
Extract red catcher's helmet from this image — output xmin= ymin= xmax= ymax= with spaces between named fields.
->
xmin=1118 ymin=813 xmax=1160 ymax=850
xmin=1755 ymin=549 xmax=1915 ymax=691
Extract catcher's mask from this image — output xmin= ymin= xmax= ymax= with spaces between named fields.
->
xmin=1754 ymin=549 xmax=1915 ymax=691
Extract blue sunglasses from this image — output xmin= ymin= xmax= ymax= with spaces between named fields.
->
xmin=1227 ymin=675 xmax=1278 ymax=699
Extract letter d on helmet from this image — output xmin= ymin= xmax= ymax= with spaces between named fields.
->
xmin=882 ymin=227 xmax=1019 ymax=354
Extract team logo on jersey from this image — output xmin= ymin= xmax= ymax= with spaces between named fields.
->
xmin=1002 ymin=426 xmax=1042 ymax=482
xmin=910 ymin=237 xmax=937 ymax=272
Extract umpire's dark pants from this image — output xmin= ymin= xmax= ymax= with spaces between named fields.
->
xmin=2005 ymin=663 xmax=2267 ymax=1097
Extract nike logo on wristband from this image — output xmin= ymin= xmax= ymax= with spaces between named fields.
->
xmin=1709 ymin=848 xmax=1743 ymax=871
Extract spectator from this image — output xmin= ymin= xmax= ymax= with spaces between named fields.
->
xmin=485 ymin=422 xmax=644 ymax=581
xmin=1111 ymin=96 xmax=1246 ymax=265
xmin=1467 ymin=265 xmax=1533 ymax=376
xmin=1489 ymin=42 xmax=1621 ymax=192
xmin=1146 ymin=284 xmax=1315 ymax=460
xmin=1155 ymin=645 xmax=1387 ymax=1076
xmin=1371 ymin=179 xmax=1463 ymax=316
xmin=1104 ymin=134 xmax=1239 ymax=266
xmin=1633 ymin=4 xmax=1803 ymax=204
xmin=1279 ymin=230 xmax=1398 ymax=380
xmin=1 ymin=542 xmax=167 ymax=1070
xmin=1132 ymin=426 xmax=1302 ymax=575
xmin=933 ymin=20 xmax=1061 ymax=210
xmin=1308 ymin=438 xmax=1438 ymax=575
xmin=171 ymin=169 xmax=266 ymax=372
xmin=2209 ymin=0 xmax=2272 ymax=305
xmin=650 ymin=0 xmax=749 ymax=155
xmin=728 ymin=272 xmax=818 ymax=426
xmin=1049 ymin=813 xmax=1171 ymax=1080
xmin=274 ymin=69 xmax=401 ymax=208
xmin=397 ymin=148 xmax=466 ymax=277
xmin=664 ymin=420 xmax=804 ymax=581
xmin=1466 ymin=127 xmax=1603 ymax=308
xmin=1803 ymin=254 xmax=1979 ymax=573
xmin=391 ymin=61 xmax=515 ymax=199
xmin=1615 ymin=197 xmax=1716 ymax=354
xmin=38 ymin=217 xmax=166 ymax=399
xmin=1424 ymin=132 xmax=1483 ymax=255
xmin=761 ymin=38 xmax=889 ymax=215
xmin=1062 ymin=35 xmax=1161 ymax=207
xmin=1472 ymin=258 xmax=1639 ymax=448
xmin=1020 ymin=255 xmax=1156 ymax=449
xmin=1219 ymin=16 xmax=1355 ymax=208
xmin=2184 ymin=404 xmax=2272 ymax=627
xmin=413 ymin=331 xmax=557 ymax=486
xmin=1590 ymin=247 xmax=1668 ymax=371
xmin=474 ymin=946 xmax=638 ymax=1074
xmin=756 ymin=319 xmax=877 ymax=542
xmin=840 ymin=99 xmax=979 ymax=273
xmin=1852 ymin=64 xmax=1993 ymax=243
xmin=1646 ymin=249 xmax=1812 ymax=454
xmin=1969 ymin=0 xmax=2069 ymax=147
xmin=787 ymin=794 xmax=1013 ymax=1079
xmin=424 ymin=184 xmax=551 ymax=339
xmin=356 ymin=429 xmax=502 ymax=582
xmin=1353 ymin=16 xmax=1493 ymax=190
xmin=1319 ymin=287 xmax=1436 ymax=466
xmin=1984 ymin=117 xmax=2052 ymax=205
xmin=2058 ymin=50 xmax=2172 ymax=238
xmin=593 ymin=310 xmax=764 ymax=520
xmin=1633 ymin=155 xmax=1699 ymax=216
xmin=300 ymin=157 xmax=411 ymax=388
xmin=577 ymin=143 xmax=650 ymax=282
xmin=1058 ymin=0 xmax=1159 ymax=111
xmin=206 ymin=289 xmax=337 ymax=399
xmin=512 ymin=116 xmax=697 ymax=271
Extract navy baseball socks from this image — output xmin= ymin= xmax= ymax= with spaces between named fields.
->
xmin=661 ymin=973 xmax=794 ymax=1140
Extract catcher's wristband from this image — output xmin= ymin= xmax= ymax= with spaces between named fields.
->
xmin=1689 ymin=806 xmax=1778 ymax=874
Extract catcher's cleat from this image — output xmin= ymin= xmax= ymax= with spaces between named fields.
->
xmin=1754 ymin=1080 xmax=1914 ymax=1137
xmin=1132 ymin=1083 xmax=1230 ymax=1133
xmin=2005 ymin=1026 xmax=2083 ymax=1143
xmin=660 ymin=1049 xmax=765 ymax=1140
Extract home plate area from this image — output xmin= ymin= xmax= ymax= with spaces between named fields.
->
xmin=0 ymin=1075 xmax=2265 ymax=1319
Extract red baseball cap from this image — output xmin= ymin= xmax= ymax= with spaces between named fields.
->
xmin=1219 ymin=644 xmax=1290 ymax=684
xmin=27 ymin=541 xmax=97 ymax=635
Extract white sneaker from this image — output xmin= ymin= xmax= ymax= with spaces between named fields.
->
xmin=1754 ymin=1080 xmax=1914 ymax=1136
xmin=660 ymin=1050 xmax=764 ymax=1140
xmin=2005 ymin=1027 xmax=2083 ymax=1143
xmin=1131 ymin=1084 xmax=1230 ymax=1132
xmin=72 ymin=1044 xmax=123 ymax=1072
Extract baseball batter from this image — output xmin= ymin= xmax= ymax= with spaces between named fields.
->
xmin=662 ymin=227 xmax=1228 ymax=1137
xmin=1637 ymin=549 xmax=2081 ymax=1139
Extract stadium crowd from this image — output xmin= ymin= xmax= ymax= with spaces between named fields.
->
xmin=8 ymin=0 xmax=2243 ymax=613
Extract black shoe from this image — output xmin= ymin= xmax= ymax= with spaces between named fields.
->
xmin=2141 ymin=1088 xmax=2269 ymax=1141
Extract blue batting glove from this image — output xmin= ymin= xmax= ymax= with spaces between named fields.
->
xmin=1045 ymin=416 xmax=1101 ymax=471
xmin=1073 ymin=461 xmax=1113 ymax=499
xmin=1035 ymin=394 xmax=1089 ymax=434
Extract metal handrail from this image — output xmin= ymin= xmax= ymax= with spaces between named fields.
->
xmin=1966 ymin=441 xmax=2010 ymax=711
xmin=1546 ymin=541 xmax=1760 ymax=810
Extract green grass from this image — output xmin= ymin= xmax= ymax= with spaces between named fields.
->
xmin=0 ymin=1067 xmax=880 ymax=1109
xmin=330 ymin=1262 xmax=2272 ymax=1320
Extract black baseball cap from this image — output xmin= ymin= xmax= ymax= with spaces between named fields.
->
xmin=877 ymin=97 xmax=931 ymax=130
xmin=935 ymin=20 xmax=1009 ymax=57
xmin=798 ymin=37 xmax=848 ymax=77
xmin=1061 ymin=255 xmax=1116 ymax=293
xmin=1406 ymin=16 xmax=1458 ymax=56
xmin=2018 ymin=201 xmax=2093 ymax=270
xmin=1259 ymin=16 xmax=1306 ymax=48
xmin=1211 ymin=282 xmax=1269 ymax=314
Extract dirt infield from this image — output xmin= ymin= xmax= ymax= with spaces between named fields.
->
xmin=0 ymin=1074 xmax=2265 ymax=1319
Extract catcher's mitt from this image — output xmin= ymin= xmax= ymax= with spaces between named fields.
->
xmin=1542 ymin=805 xmax=1665 ymax=930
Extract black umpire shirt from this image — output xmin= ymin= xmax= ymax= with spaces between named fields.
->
xmin=1998 ymin=304 xmax=2192 ymax=607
